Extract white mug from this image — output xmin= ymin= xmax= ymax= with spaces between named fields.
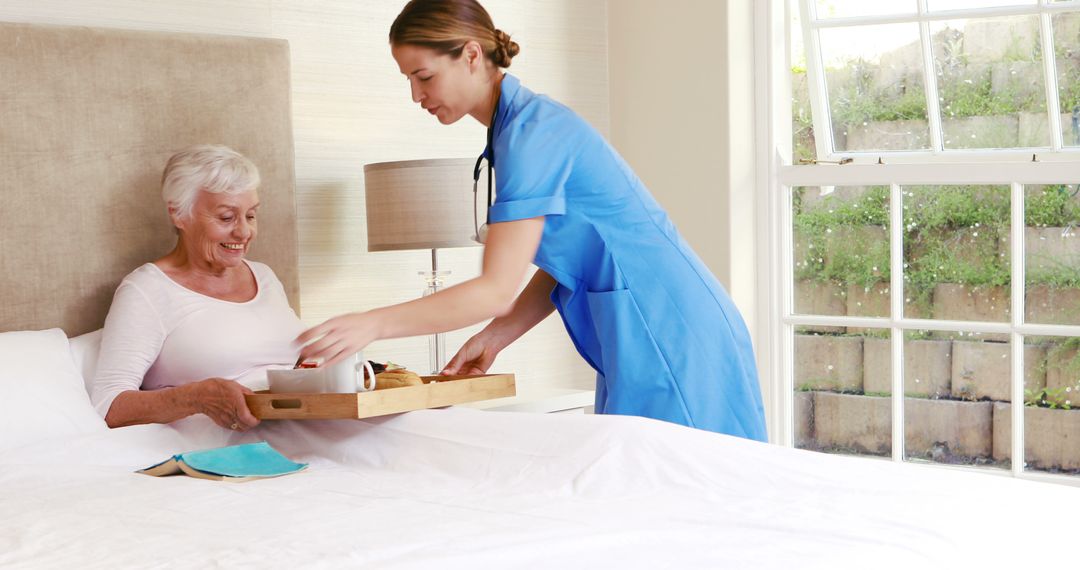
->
xmin=325 ymin=354 xmax=377 ymax=393
xmin=267 ymin=353 xmax=377 ymax=394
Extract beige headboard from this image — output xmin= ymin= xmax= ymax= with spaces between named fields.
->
xmin=0 ymin=22 xmax=299 ymax=336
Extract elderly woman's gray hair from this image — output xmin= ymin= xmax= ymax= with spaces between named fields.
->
xmin=161 ymin=144 xmax=260 ymax=221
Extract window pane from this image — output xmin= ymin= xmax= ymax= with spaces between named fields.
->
xmin=1025 ymin=183 xmax=1080 ymax=325
xmin=1052 ymin=11 xmax=1080 ymax=147
xmin=813 ymin=0 xmax=915 ymax=19
xmin=931 ymin=16 xmax=1049 ymax=149
xmin=792 ymin=0 xmax=817 ymax=161
xmin=1022 ymin=335 xmax=1080 ymax=477
xmin=902 ymin=185 xmax=1011 ymax=321
xmin=903 ymin=330 xmax=1010 ymax=471
xmin=795 ymin=327 xmax=891 ymax=458
xmin=819 ymin=23 xmax=930 ymax=151
xmin=793 ymin=186 xmax=890 ymax=323
xmin=927 ymin=0 xmax=1037 ymax=10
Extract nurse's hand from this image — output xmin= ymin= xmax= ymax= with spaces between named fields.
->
xmin=441 ymin=329 xmax=503 ymax=376
xmin=297 ymin=311 xmax=382 ymax=367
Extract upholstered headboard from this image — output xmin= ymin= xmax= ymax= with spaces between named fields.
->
xmin=0 ymin=22 xmax=299 ymax=336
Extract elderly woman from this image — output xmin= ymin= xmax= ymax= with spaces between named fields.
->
xmin=90 ymin=145 xmax=303 ymax=431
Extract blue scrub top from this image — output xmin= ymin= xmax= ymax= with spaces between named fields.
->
xmin=487 ymin=74 xmax=766 ymax=441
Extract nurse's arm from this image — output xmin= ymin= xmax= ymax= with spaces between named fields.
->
xmin=482 ymin=268 xmax=557 ymax=348
xmin=298 ymin=217 xmax=545 ymax=363
xmin=440 ymin=269 xmax=556 ymax=375
xmin=377 ymin=216 xmax=544 ymax=333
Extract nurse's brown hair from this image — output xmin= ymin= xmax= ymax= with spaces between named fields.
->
xmin=389 ymin=0 xmax=520 ymax=68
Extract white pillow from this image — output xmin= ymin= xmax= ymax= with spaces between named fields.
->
xmin=0 ymin=328 xmax=107 ymax=451
xmin=69 ymin=328 xmax=103 ymax=394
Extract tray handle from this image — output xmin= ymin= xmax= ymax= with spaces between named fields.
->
xmin=270 ymin=398 xmax=305 ymax=410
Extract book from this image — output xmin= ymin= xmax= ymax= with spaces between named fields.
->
xmin=138 ymin=441 xmax=307 ymax=482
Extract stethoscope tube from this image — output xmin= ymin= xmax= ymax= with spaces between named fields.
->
xmin=472 ymin=89 xmax=500 ymax=244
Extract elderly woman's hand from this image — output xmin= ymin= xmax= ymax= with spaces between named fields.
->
xmin=297 ymin=311 xmax=383 ymax=367
xmin=187 ymin=378 xmax=260 ymax=431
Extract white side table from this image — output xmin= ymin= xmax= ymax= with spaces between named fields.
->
xmin=462 ymin=387 xmax=595 ymax=414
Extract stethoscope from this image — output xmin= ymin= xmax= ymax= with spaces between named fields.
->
xmin=471 ymin=90 xmax=499 ymax=245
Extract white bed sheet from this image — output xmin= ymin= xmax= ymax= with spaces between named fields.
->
xmin=1 ymin=407 xmax=1075 ymax=569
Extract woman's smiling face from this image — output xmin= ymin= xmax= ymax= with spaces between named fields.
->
xmin=175 ymin=189 xmax=259 ymax=271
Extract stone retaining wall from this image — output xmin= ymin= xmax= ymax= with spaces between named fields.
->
xmin=803 ymin=392 xmax=996 ymax=459
xmin=792 ymin=213 xmax=1080 ymax=472
xmin=992 ymin=403 xmax=1080 ymax=471
xmin=796 ymin=277 xmax=1080 ymax=330
xmin=863 ymin=338 xmax=952 ymax=398
xmin=795 ymin=332 xmax=1080 ymax=472
xmin=796 ymin=334 xmax=1051 ymax=402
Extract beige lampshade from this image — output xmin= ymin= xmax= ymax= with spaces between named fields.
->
xmin=364 ymin=157 xmax=490 ymax=252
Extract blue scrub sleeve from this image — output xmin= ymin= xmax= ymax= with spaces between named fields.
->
xmin=489 ymin=118 xmax=570 ymax=223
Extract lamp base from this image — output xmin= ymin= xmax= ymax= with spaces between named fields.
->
xmin=420 ymin=248 xmax=451 ymax=373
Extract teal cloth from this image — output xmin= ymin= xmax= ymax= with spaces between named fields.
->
xmin=168 ymin=441 xmax=306 ymax=477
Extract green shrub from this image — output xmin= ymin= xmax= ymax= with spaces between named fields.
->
xmin=795 ymin=183 xmax=1080 ymax=299
xmin=1026 ymin=386 xmax=1074 ymax=410
xmin=1027 ymin=184 xmax=1080 ymax=228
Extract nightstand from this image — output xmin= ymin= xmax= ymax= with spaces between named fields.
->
xmin=462 ymin=386 xmax=595 ymax=414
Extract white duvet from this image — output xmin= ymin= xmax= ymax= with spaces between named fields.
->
xmin=1 ymin=407 xmax=1075 ymax=569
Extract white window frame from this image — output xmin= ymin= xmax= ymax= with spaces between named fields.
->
xmin=755 ymin=0 xmax=1080 ymax=487
xmin=800 ymin=0 xmax=1080 ymax=164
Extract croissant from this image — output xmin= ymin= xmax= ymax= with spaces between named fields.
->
xmin=374 ymin=369 xmax=423 ymax=389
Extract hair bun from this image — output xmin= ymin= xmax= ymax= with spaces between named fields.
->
xmin=492 ymin=28 xmax=520 ymax=68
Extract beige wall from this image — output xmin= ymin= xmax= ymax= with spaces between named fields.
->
xmin=608 ymin=0 xmax=758 ymax=335
xmin=0 ymin=0 xmax=603 ymax=393
xmin=608 ymin=0 xmax=766 ymax=424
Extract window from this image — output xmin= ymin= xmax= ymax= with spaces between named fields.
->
xmin=769 ymin=0 xmax=1080 ymax=485
xmin=794 ymin=0 xmax=1080 ymax=160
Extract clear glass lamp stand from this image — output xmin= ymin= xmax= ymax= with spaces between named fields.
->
xmin=420 ymin=248 xmax=450 ymax=374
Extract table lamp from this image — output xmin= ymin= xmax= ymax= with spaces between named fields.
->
xmin=363 ymin=157 xmax=488 ymax=373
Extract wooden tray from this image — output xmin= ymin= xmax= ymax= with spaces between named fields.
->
xmin=244 ymin=373 xmax=516 ymax=420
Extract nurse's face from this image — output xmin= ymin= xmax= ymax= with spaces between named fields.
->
xmin=392 ymin=42 xmax=488 ymax=125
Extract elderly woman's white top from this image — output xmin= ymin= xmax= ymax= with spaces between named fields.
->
xmin=90 ymin=260 xmax=304 ymax=418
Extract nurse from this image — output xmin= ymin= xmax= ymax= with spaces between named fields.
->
xmin=299 ymin=0 xmax=766 ymax=440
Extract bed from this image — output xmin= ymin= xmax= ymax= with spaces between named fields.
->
xmin=1 ymin=21 xmax=1076 ymax=569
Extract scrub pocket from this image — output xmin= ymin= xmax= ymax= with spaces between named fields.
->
xmin=584 ymin=289 xmax=694 ymax=427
